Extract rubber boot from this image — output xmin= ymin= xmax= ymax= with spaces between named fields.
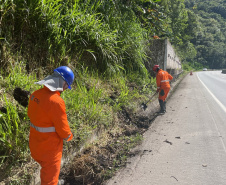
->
xmin=158 ymin=99 xmax=165 ymax=114
xmin=163 ymin=101 xmax=166 ymax=112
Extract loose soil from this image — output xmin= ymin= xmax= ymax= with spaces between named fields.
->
xmin=59 ymin=106 xmax=159 ymax=185
xmin=59 ymin=74 xmax=184 ymax=185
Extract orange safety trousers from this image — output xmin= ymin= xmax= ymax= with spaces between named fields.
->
xmin=35 ymin=157 xmax=62 ymax=185
xmin=158 ymin=87 xmax=170 ymax=102
xmin=29 ymin=129 xmax=63 ymax=185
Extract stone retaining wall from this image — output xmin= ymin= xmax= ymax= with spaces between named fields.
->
xmin=146 ymin=38 xmax=182 ymax=77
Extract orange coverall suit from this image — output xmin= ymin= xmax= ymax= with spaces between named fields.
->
xmin=156 ymin=69 xmax=173 ymax=101
xmin=27 ymin=86 xmax=73 ymax=185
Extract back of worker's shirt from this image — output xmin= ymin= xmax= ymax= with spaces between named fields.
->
xmin=156 ymin=69 xmax=173 ymax=89
xmin=27 ymin=86 xmax=73 ymax=161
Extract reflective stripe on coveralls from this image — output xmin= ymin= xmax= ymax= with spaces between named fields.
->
xmin=157 ymin=79 xmax=170 ymax=89
xmin=30 ymin=122 xmax=71 ymax=141
xmin=30 ymin=122 xmax=56 ymax=133
xmin=64 ymin=134 xmax=71 ymax=141
xmin=161 ymin=79 xmax=170 ymax=82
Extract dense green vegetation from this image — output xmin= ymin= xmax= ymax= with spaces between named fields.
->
xmin=185 ymin=0 xmax=226 ymax=69
xmin=1 ymin=0 xmax=226 ymax=183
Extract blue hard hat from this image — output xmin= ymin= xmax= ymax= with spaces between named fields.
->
xmin=54 ymin=66 xmax=74 ymax=89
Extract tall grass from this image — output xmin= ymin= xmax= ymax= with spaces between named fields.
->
xmin=40 ymin=0 xmax=123 ymax=73
xmin=3 ymin=62 xmax=37 ymax=91
xmin=0 ymin=96 xmax=29 ymax=166
xmin=0 ymin=63 xmax=36 ymax=172
xmin=61 ymin=69 xmax=113 ymax=145
xmin=0 ymin=0 xmax=150 ymax=77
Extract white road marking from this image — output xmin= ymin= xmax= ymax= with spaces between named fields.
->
xmin=197 ymin=73 xmax=226 ymax=113
xmin=197 ymin=73 xmax=226 ymax=153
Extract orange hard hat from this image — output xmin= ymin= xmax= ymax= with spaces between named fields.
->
xmin=153 ymin=65 xmax=160 ymax=72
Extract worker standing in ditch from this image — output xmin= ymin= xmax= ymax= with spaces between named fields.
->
xmin=27 ymin=66 xmax=74 ymax=185
xmin=153 ymin=65 xmax=173 ymax=114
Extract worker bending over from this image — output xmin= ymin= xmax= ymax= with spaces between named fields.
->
xmin=153 ymin=65 xmax=173 ymax=114
xmin=27 ymin=66 xmax=74 ymax=185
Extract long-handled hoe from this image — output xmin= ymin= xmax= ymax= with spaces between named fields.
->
xmin=141 ymin=92 xmax=157 ymax=111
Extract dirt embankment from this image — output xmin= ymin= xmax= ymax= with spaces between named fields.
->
xmin=59 ymin=107 xmax=159 ymax=185
xmin=1 ymin=73 xmax=184 ymax=185
xmin=59 ymin=74 xmax=185 ymax=185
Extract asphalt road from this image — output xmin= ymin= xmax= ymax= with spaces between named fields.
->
xmin=197 ymin=70 xmax=226 ymax=108
xmin=105 ymin=71 xmax=226 ymax=185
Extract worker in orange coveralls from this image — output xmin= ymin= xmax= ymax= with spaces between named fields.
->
xmin=27 ymin=66 xmax=74 ymax=185
xmin=153 ymin=65 xmax=173 ymax=114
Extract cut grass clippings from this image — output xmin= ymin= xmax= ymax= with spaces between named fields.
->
xmin=59 ymin=104 xmax=157 ymax=185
